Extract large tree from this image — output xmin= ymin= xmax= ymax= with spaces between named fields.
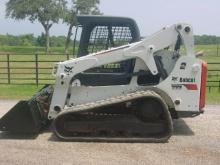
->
xmin=64 ymin=0 xmax=101 ymax=53
xmin=6 ymin=0 xmax=67 ymax=53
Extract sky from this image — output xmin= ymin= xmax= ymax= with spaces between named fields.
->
xmin=0 ymin=0 xmax=220 ymax=36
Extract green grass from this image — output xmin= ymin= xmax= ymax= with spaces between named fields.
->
xmin=0 ymin=85 xmax=43 ymax=99
xmin=195 ymin=44 xmax=220 ymax=56
xmin=206 ymin=88 xmax=220 ymax=104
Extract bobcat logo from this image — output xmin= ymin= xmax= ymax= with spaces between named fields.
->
xmin=64 ymin=66 xmax=73 ymax=75
xmin=172 ymin=76 xmax=178 ymax=82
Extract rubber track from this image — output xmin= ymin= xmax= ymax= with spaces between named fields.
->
xmin=53 ymin=90 xmax=173 ymax=142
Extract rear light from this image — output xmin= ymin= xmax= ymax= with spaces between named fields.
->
xmin=199 ymin=61 xmax=208 ymax=110
xmin=183 ymin=84 xmax=198 ymax=90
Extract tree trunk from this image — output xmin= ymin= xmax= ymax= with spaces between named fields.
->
xmin=40 ymin=22 xmax=52 ymax=54
xmin=65 ymin=24 xmax=74 ymax=54
xmin=45 ymin=27 xmax=50 ymax=54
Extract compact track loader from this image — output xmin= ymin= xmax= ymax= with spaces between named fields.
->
xmin=0 ymin=16 xmax=207 ymax=142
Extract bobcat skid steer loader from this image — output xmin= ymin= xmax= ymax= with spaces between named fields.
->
xmin=0 ymin=16 xmax=207 ymax=142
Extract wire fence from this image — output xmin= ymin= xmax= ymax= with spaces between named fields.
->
xmin=0 ymin=53 xmax=220 ymax=92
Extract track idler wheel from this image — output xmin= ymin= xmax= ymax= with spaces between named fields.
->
xmin=136 ymin=99 xmax=164 ymax=122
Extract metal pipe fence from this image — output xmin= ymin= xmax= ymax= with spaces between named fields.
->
xmin=0 ymin=53 xmax=70 ymax=86
xmin=0 ymin=53 xmax=220 ymax=92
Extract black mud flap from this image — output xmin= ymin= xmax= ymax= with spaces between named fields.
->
xmin=0 ymin=85 xmax=53 ymax=134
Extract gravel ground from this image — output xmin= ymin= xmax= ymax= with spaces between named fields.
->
xmin=0 ymin=100 xmax=220 ymax=165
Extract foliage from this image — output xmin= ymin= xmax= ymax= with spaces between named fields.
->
xmin=64 ymin=0 xmax=101 ymax=25
xmin=0 ymin=34 xmax=76 ymax=48
xmin=0 ymin=34 xmax=35 ymax=46
xmin=37 ymin=33 xmax=69 ymax=47
xmin=36 ymin=33 xmax=46 ymax=47
xmin=6 ymin=0 xmax=67 ymax=52
xmin=74 ymin=0 xmax=101 ymax=15
xmin=195 ymin=35 xmax=220 ymax=45
xmin=1 ymin=34 xmax=220 ymax=47
xmin=63 ymin=0 xmax=102 ymax=53
xmin=50 ymin=36 xmax=70 ymax=47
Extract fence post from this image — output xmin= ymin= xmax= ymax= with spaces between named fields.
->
xmin=67 ymin=53 xmax=70 ymax=60
xmin=217 ymin=43 xmax=219 ymax=56
xmin=35 ymin=54 xmax=39 ymax=86
xmin=7 ymin=54 xmax=11 ymax=84
xmin=219 ymin=80 xmax=220 ymax=93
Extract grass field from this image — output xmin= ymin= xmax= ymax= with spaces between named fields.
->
xmin=0 ymin=45 xmax=219 ymax=104
xmin=0 ymin=85 xmax=41 ymax=99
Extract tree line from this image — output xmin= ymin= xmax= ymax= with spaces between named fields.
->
xmin=194 ymin=35 xmax=220 ymax=45
xmin=0 ymin=33 xmax=75 ymax=47
xmin=1 ymin=34 xmax=219 ymax=48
